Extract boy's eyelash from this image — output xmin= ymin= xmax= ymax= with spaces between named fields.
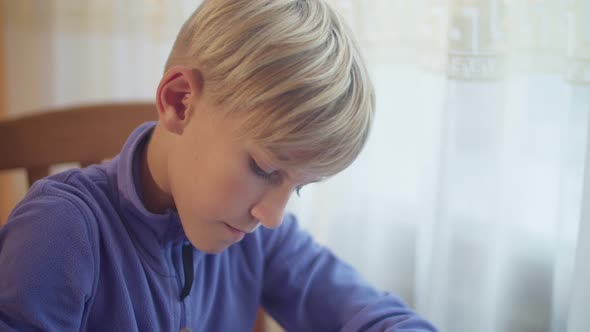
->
xmin=249 ymin=157 xmax=305 ymax=197
xmin=295 ymin=186 xmax=303 ymax=197
xmin=250 ymin=158 xmax=272 ymax=179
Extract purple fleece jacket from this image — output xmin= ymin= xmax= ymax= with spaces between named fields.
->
xmin=0 ymin=122 xmax=438 ymax=331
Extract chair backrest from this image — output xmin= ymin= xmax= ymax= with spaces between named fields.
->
xmin=0 ymin=102 xmax=157 ymax=186
xmin=0 ymin=102 xmax=270 ymax=332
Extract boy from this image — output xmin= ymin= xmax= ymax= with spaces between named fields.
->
xmin=0 ymin=0 xmax=438 ymax=331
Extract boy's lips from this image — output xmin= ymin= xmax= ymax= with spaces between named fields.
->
xmin=225 ymin=223 xmax=246 ymax=233
xmin=224 ymin=223 xmax=247 ymax=242
xmin=225 ymin=221 xmax=260 ymax=234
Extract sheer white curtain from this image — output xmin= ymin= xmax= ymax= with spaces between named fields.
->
xmin=2 ymin=0 xmax=193 ymax=113
xmin=290 ymin=1 xmax=590 ymax=332
xmin=2 ymin=1 xmax=590 ymax=331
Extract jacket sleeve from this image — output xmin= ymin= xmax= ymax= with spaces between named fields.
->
xmin=260 ymin=213 xmax=438 ymax=332
xmin=0 ymin=189 xmax=96 ymax=331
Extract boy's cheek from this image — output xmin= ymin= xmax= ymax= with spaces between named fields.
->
xmin=220 ymin=169 xmax=259 ymax=197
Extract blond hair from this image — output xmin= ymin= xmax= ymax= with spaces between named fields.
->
xmin=166 ymin=0 xmax=374 ymax=177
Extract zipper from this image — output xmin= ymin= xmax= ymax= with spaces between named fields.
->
xmin=180 ymin=300 xmax=187 ymax=331
xmin=180 ymin=243 xmax=194 ymax=300
xmin=179 ymin=242 xmax=194 ymax=330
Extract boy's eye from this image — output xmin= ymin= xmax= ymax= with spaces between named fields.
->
xmin=249 ymin=157 xmax=305 ymax=197
xmin=250 ymin=158 xmax=272 ymax=180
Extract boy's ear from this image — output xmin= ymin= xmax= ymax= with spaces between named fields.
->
xmin=156 ymin=66 xmax=204 ymax=135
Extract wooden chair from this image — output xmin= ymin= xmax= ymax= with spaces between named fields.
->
xmin=0 ymin=102 xmax=269 ymax=332
xmin=0 ymin=102 xmax=158 ymax=186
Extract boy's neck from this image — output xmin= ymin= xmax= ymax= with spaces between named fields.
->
xmin=139 ymin=124 xmax=176 ymax=214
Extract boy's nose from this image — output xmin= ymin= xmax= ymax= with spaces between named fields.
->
xmin=250 ymin=184 xmax=293 ymax=229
